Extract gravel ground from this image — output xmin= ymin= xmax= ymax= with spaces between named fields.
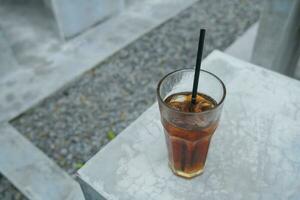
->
xmin=2 ymin=0 xmax=263 ymax=198
xmin=0 ymin=175 xmax=24 ymax=200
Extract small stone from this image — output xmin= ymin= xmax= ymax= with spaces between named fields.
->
xmin=67 ymin=154 xmax=73 ymax=160
xmin=60 ymin=148 xmax=67 ymax=155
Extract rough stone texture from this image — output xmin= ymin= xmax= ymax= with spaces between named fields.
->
xmin=3 ymin=0 xmax=262 ymax=198
xmin=78 ymin=51 xmax=300 ymax=200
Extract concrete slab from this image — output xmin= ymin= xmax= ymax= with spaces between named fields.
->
xmin=0 ymin=122 xmax=84 ymax=200
xmin=225 ymin=22 xmax=259 ymax=62
xmin=77 ymin=50 xmax=300 ymax=199
xmin=0 ymin=0 xmax=197 ymax=123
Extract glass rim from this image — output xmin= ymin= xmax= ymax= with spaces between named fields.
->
xmin=156 ymin=68 xmax=226 ymax=115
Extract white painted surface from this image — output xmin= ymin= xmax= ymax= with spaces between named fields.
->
xmin=0 ymin=123 xmax=84 ymax=200
xmin=78 ymin=50 xmax=300 ymax=200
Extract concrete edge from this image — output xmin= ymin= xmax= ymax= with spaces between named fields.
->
xmin=206 ymin=50 xmax=300 ymax=84
xmin=0 ymin=122 xmax=84 ymax=200
xmin=76 ymin=174 xmax=106 ymax=200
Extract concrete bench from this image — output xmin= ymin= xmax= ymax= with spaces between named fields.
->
xmin=76 ymin=51 xmax=300 ymax=199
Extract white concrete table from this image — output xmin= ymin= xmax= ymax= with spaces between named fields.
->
xmin=77 ymin=51 xmax=300 ymax=200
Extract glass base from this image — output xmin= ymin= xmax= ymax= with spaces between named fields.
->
xmin=169 ymin=163 xmax=205 ymax=179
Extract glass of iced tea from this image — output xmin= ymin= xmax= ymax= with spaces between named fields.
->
xmin=157 ymin=69 xmax=226 ymax=178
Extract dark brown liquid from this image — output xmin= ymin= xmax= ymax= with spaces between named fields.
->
xmin=163 ymin=92 xmax=218 ymax=178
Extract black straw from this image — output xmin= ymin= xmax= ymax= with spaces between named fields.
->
xmin=191 ymin=29 xmax=206 ymax=105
